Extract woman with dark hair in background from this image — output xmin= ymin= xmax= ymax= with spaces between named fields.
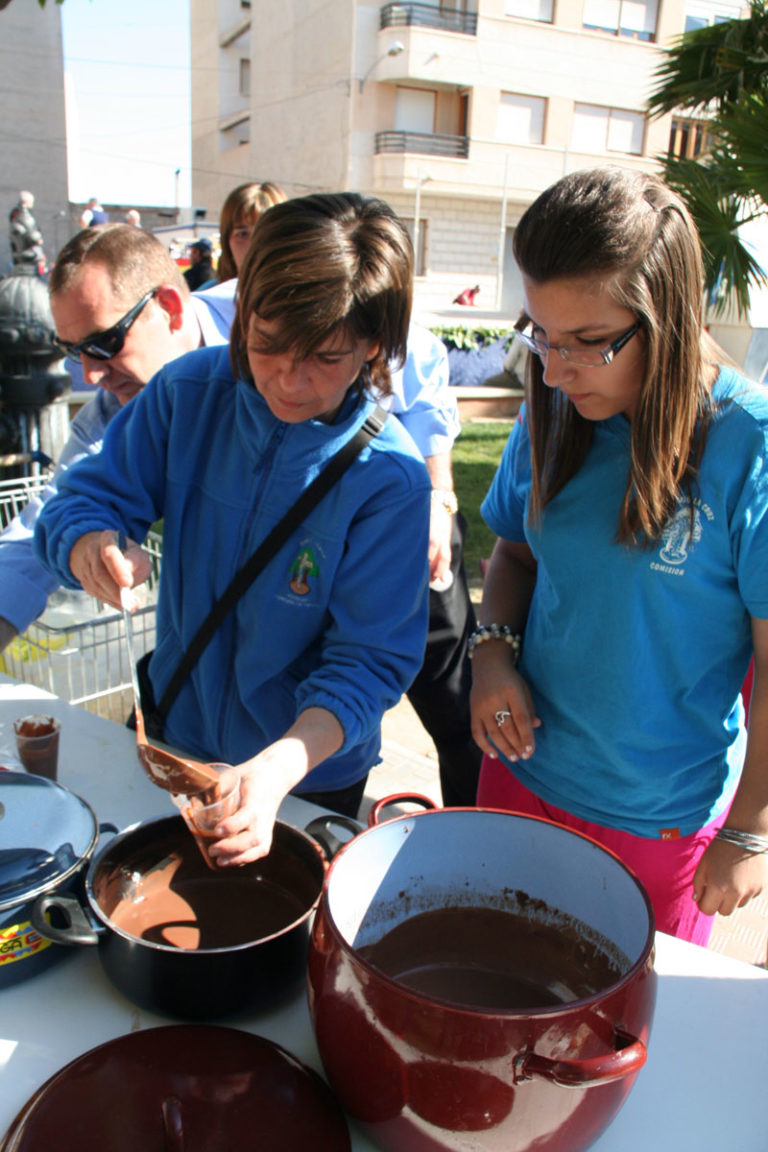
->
xmin=217 ymin=181 xmax=287 ymax=282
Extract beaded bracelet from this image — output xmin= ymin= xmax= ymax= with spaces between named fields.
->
xmin=468 ymin=624 xmax=521 ymax=664
xmin=715 ymin=827 xmax=768 ymax=854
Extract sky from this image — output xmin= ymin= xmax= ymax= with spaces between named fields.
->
xmin=61 ymin=0 xmax=192 ymax=209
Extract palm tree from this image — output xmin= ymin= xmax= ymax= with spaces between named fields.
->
xmin=648 ymin=0 xmax=768 ymax=315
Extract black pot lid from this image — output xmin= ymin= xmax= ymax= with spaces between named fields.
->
xmin=0 ymin=772 xmax=98 ymax=913
xmin=0 ymin=1025 xmax=351 ymax=1151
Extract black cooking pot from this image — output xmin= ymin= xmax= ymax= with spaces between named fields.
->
xmin=0 ymin=772 xmax=111 ymax=989
xmin=31 ymin=813 xmax=326 ymax=1020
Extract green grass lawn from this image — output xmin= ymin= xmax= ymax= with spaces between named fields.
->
xmin=452 ymin=420 xmax=514 ymax=589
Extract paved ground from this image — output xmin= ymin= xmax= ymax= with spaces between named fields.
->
xmin=368 ymin=693 xmax=768 ymax=970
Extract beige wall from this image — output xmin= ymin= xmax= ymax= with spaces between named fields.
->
xmin=0 ymin=3 xmax=69 ymax=270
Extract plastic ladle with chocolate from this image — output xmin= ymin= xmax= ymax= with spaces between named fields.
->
xmin=120 ymin=583 xmax=221 ymax=796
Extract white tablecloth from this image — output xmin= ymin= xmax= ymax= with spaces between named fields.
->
xmin=1 ymin=676 xmax=766 ymax=1150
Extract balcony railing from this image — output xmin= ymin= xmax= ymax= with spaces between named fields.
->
xmin=375 ymin=130 xmax=469 ymax=158
xmin=380 ymin=3 xmax=478 ymax=35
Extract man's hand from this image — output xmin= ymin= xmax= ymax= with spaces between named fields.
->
xmin=69 ymin=530 xmax=152 ymax=610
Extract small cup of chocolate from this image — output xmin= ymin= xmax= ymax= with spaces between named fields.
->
xmin=13 ymin=714 xmax=61 ymax=781
xmin=171 ymin=764 xmax=240 ymax=870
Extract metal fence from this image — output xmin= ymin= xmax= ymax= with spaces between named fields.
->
xmin=380 ymin=3 xmax=478 ymax=34
xmin=374 ymin=130 xmax=470 ymax=158
xmin=0 ymin=475 xmax=163 ymax=723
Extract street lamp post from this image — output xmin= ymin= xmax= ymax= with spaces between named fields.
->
xmin=413 ymin=173 xmax=431 ymax=277
xmin=358 ymin=41 xmax=405 ymax=93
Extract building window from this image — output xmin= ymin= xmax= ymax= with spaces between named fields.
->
xmin=504 ymin=0 xmax=553 ymax=20
xmin=239 ymin=58 xmax=251 ymax=98
xmin=684 ymin=0 xmax=742 ymax=30
xmin=582 ymin=0 xmax=657 ymax=40
xmin=668 ymin=116 xmax=713 ymax=159
xmin=572 ymin=103 xmax=645 ymax=155
xmin=497 ymin=93 xmax=545 ymax=145
xmin=395 ymin=87 xmax=436 ymax=134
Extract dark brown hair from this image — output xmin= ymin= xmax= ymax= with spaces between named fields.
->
xmin=231 ymin=192 xmax=413 ymax=399
xmin=513 ymin=167 xmax=713 ymax=545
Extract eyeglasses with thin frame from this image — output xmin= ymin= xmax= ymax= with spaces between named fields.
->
xmin=514 ymin=322 xmax=640 ymax=368
xmin=55 ymin=288 xmax=158 ymax=361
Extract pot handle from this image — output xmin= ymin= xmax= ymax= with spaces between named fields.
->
xmin=367 ymin=793 xmax=438 ymax=827
xmin=30 ymin=891 xmax=102 ymax=947
xmin=305 ymin=814 xmax=363 ymax=860
xmin=514 ymin=1029 xmax=647 ymax=1087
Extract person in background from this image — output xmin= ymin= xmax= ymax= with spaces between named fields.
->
xmin=35 ymin=193 xmax=431 ymax=861
xmin=183 ymin=237 xmax=216 ymax=291
xmin=213 ymin=181 xmax=482 ymax=806
xmin=79 ymin=197 xmax=109 ymax=228
xmin=0 ymin=224 xmax=232 ymax=656
xmin=453 ymin=284 xmax=480 ymax=306
xmin=9 ymin=191 xmax=46 ymax=274
xmin=217 ymin=181 xmax=287 ymax=284
xmin=471 ymin=167 xmax=768 ymax=945
xmin=124 ymin=209 xmax=141 ymax=227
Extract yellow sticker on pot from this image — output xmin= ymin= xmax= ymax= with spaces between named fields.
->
xmin=0 ymin=921 xmax=52 ymax=965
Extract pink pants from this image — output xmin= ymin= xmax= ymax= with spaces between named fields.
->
xmin=477 ymin=755 xmax=726 ymax=947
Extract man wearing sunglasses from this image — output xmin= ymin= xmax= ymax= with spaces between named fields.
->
xmin=0 ymin=224 xmax=230 ymax=655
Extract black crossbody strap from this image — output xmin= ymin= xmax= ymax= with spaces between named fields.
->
xmin=156 ymin=405 xmax=388 ymax=720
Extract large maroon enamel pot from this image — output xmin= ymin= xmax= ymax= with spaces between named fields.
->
xmin=307 ymin=806 xmax=657 ymax=1152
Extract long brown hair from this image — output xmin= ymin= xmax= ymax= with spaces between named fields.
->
xmin=513 ymin=167 xmax=713 ymax=546
xmin=231 ymin=192 xmax=413 ymax=400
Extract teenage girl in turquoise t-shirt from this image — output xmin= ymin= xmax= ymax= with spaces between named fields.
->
xmin=470 ymin=167 xmax=768 ymax=945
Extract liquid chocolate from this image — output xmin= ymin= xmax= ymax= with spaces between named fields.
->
xmin=357 ymin=905 xmax=627 ymax=1010
xmin=108 ymin=857 xmax=308 ymax=950
xmin=14 ymin=716 xmax=59 ymax=781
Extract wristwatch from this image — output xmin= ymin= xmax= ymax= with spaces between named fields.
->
xmin=430 ymin=488 xmax=458 ymax=515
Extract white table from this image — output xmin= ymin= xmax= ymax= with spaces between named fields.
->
xmin=1 ymin=675 xmax=766 ymax=1150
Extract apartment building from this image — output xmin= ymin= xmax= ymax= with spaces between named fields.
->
xmin=190 ymin=0 xmax=745 ymax=317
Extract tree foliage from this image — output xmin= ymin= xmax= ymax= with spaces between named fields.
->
xmin=648 ymin=1 xmax=768 ymax=316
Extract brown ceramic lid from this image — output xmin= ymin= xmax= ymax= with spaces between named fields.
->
xmin=0 ymin=1025 xmax=350 ymax=1151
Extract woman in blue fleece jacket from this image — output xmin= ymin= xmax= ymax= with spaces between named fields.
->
xmin=34 ymin=193 xmax=431 ymax=864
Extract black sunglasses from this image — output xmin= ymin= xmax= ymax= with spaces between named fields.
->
xmin=55 ymin=288 xmax=158 ymax=361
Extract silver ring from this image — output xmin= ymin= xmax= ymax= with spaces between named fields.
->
xmin=495 ymin=709 xmax=511 ymax=727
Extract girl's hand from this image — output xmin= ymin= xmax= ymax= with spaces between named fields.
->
xmin=69 ymin=529 xmax=151 ymax=609
xmin=206 ymin=742 xmax=303 ymax=866
xmin=470 ymin=648 xmax=541 ymax=763
xmin=206 ymin=710 xmax=343 ymax=865
xmin=692 ymin=837 xmax=767 ymax=916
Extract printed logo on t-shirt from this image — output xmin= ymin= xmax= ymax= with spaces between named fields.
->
xmin=289 ymin=546 xmax=319 ymax=595
xmin=650 ymin=498 xmax=713 ymax=576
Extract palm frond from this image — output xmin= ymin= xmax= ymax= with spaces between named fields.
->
xmin=661 ymin=157 xmax=768 ymax=316
xmin=649 ymin=0 xmax=768 ymax=117
xmin=711 ymin=96 xmax=768 ymax=202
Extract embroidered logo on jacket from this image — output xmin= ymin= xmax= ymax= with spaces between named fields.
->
xmin=289 ymin=547 xmax=319 ymax=595
xmin=650 ymin=499 xmax=712 ymax=575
